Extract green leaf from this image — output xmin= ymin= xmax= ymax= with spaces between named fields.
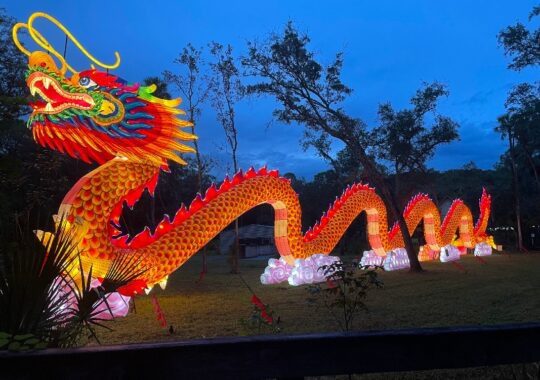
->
xmin=13 ymin=334 xmax=34 ymax=341
xmin=34 ymin=342 xmax=48 ymax=350
xmin=8 ymin=341 xmax=21 ymax=351
xmin=24 ymin=338 xmax=40 ymax=346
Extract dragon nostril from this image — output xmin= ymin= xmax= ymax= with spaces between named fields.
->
xmin=40 ymin=62 xmax=47 ymax=68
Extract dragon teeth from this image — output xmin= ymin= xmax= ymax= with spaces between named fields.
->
xmin=45 ymin=103 xmax=53 ymax=112
xmin=30 ymin=86 xmax=37 ymax=96
xmin=43 ymin=77 xmax=51 ymax=89
xmin=158 ymin=276 xmax=168 ymax=290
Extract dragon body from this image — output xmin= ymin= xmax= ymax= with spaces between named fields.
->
xmin=14 ymin=14 xmax=494 ymax=291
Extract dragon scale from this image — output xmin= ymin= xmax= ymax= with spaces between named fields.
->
xmin=63 ymin=157 xmax=492 ymax=286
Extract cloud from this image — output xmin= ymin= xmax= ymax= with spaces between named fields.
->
xmin=455 ymin=83 xmax=514 ymax=107
xmin=429 ymin=120 xmax=505 ymax=170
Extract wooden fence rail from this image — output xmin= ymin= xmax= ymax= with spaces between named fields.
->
xmin=1 ymin=322 xmax=539 ymax=379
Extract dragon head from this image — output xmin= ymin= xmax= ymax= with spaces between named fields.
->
xmin=25 ymin=51 xmax=195 ymax=165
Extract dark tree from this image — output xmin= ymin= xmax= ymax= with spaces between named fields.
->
xmin=163 ymin=44 xmax=212 ymax=194
xmin=333 ymin=146 xmax=365 ymax=185
xmin=496 ymin=113 xmax=525 ymax=251
xmin=497 ymin=4 xmax=540 ymax=250
xmin=505 ymin=83 xmax=540 ymax=190
xmin=495 ymin=83 xmax=540 ymax=251
xmin=142 ymin=76 xmax=172 ymax=99
xmin=498 ymin=5 xmax=540 ymax=70
xmin=209 ymin=41 xmax=244 ymax=273
xmin=372 ymin=82 xmax=459 ymax=196
xmin=163 ymin=44 xmax=213 ymax=274
xmin=242 ymin=23 xmax=455 ymax=271
xmin=0 ymin=8 xmax=29 ymax=121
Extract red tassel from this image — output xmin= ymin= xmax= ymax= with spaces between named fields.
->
xmin=475 ymin=256 xmax=487 ymax=265
xmin=326 ymin=278 xmax=338 ymax=289
xmin=151 ymin=295 xmax=167 ymax=328
xmin=251 ymin=294 xmax=265 ymax=309
xmin=251 ymin=295 xmax=273 ymax=324
xmin=451 ymin=261 xmax=467 ymax=272
xmin=196 ymin=270 xmax=206 ymax=283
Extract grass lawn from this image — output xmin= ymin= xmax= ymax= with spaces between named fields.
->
xmin=99 ymin=251 xmax=540 ymax=346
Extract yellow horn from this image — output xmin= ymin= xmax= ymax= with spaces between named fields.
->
xmin=12 ymin=12 xmax=121 ymax=75
xmin=13 ymin=21 xmax=69 ymax=75
xmin=12 ymin=22 xmax=31 ymax=56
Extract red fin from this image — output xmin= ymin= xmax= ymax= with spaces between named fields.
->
xmin=118 ymin=279 xmax=148 ymax=296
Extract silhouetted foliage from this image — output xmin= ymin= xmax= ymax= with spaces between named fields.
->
xmin=306 ymin=260 xmax=383 ymax=332
xmin=142 ymin=76 xmax=172 ymax=100
xmin=372 ymin=82 xmax=459 ymax=196
xmin=0 ymin=8 xmax=29 ymax=121
xmin=498 ymin=5 xmax=540 ymax=70
xmin=209 ymin=41 xmax=244 ymax=273
xmin=242 ymin=23 xmax=460 ymax=271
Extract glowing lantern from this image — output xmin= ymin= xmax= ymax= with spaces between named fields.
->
xmin=383 ymin=248 xmax=411 ymax=271
xmin=474 ymin=242 xmax=492 ymax=257
xmin=360 ymin=250 xmax=384 ymax=268
xmin=12 ymin=13 xmax=497 ymax=300
xmin=440 ymin=245 xmax=461 ymax=263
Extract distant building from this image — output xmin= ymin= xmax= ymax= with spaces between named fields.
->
xmin=219 ymin=224 xmax=278 ymax=258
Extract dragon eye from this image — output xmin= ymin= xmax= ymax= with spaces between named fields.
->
xmin=79 ymin=76 xmax=97 ymax=88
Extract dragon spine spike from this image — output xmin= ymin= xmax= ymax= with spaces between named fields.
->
xmin=388 ymin=221 xmax=400 ymax=241
xmin=245 ymin=166 xmax=256 ymax=178
xmin=440 ymin=199 xmax=464 ymax=235
xmin=268 ymin=169 xmax=279 ymax=177
xmin=303 ymin=180 xmax=377 ymax=243
xmin=117 ymin=167 xmax=295 ymax=249
xmin=474 ymin=188 xmax=492 ymax=234
xmin=403 ymin=193 xmax=431 ymax=218
xmin=204 ymin=183 xmax=218 ymax=201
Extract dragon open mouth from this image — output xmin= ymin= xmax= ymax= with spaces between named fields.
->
xmin=27 ymin=71 xmax=95 ymax=115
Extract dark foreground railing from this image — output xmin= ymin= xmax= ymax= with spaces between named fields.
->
xmin=1 ymin=322 xmax=539 ymax=379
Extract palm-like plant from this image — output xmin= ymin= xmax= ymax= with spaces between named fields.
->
xmin=0 ymin=216 xmax=79 ymax=348
xmin=0 ymin=215 xmax=147 ymax=349
xmin=63 ymin=250 xmax=148 ymax=346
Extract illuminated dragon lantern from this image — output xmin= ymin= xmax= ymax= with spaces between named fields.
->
xmin=13 ymin=13 xmax=495 ymax=291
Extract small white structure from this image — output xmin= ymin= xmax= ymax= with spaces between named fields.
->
xmin=360 ymin=250 xmax=384 ymax=267
xmin=260 ymin=254 xmax=340 ymax=286
xmin=474 ymin=242 xmax=492 ymax=257
xmin=440 ymin=245 xmax=461 ymax=262
xmin=383 ymin=248 xmax=410 ymax=271
xmin=219 ymin=224 xmax=278 ymax=258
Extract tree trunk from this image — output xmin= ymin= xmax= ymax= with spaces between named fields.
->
xmin=379 ymin=182 xmax=423 ymax=272
xmin=524 ymin=149 xmax=540 ymax=192
xmin=394 ymin=163 xmax=400 ymax=196
xmin=191 ymin=120 xmax=208 ymax=275
xmin=231 ymin=155 xmax=240 ymax=273
xmin=231 ymin=219 xmax=240 ymax=273
xmin=357 ymin=151 xmax=423 ymax=272
xmin=508 ymin=131 xmax=524 ymax=251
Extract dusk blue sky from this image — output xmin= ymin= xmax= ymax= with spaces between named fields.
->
xmin=4 ymin=1 xmax=538 ymax=178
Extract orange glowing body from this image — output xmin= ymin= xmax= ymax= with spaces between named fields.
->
xmin=13 ymin=12 xmax=494 ymax=289
xmin=62 ymin=158 xmax=492 ymax=286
